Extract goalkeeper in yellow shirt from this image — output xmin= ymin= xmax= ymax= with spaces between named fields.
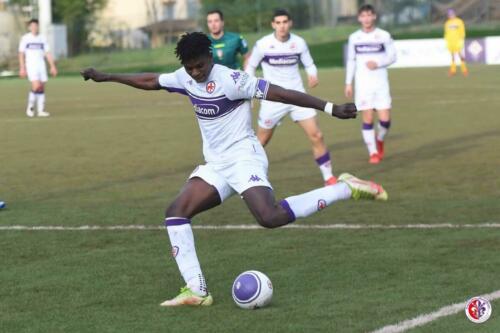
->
xmin=444 ymin=9 xmax=468 ymax=76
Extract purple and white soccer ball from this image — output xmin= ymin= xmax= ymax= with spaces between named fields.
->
xmin=232 ymin=270 xmax=273 ymax=309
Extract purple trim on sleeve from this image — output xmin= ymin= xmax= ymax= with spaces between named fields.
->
xmin=315 ymin=152 xmax=331 ymax=166
xmin=164 ymin=87 xmax=188 ymax=96
xmin=254 ymin=79 xmax=270 ymax=100
xmin=164 ymin=217 xmax=191 ymax=226
xmin=379 ymin=120 xmax=391 ymax=129
xmin=279 ymin=200 xmax=296 ymax=223
xmin=362 ymin=123 xmax=374 ymax=130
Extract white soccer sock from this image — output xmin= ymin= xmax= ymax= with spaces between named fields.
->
xmin=36 ymin=93 xmax=45 ymax=113
xmin=362 ymin=123 xmax=377 ymax=155
xmin=315 ymin=151 xmax=334 ymax=181
xmin=376 ymin=120 xmax=391 ymax=142
xmin=281 ymin=182 xmax=352 ymax=219
xmin=165 ymin=217 xmax=207 ymax=296
xmin=28 ymin=91 xmax=36 ymax=109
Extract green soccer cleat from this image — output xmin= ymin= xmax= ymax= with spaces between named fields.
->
xmin=160 ymin=286 xmax=213 ymax=307
xmin=338 ymin=173 xmax=388 ymax=201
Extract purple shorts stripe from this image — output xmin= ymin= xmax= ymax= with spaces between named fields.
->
xmin=362 ymin=123 xmax=374 ymax=130
xmin=315 ymin=152 xmax=330 ymax=165
xmin=164 ymin=217 xmax=191 ymax=226
xmin=279 ymin=200 xmax=296 ymax=223
xmin=379 ymin=120 xmax=391 ymax=129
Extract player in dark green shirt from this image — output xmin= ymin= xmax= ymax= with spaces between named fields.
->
xmin=206 ymin=9 xmax=249 ymax=70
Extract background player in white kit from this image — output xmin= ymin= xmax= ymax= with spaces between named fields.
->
xmin=246 ymin=9 xmax=337 ymax=186
xmin=81 ymin=32 xmax=387 ymax=307
xmin=345 ymin=5 xmax=396 ymax=164
xmin=19 ymin=19 xmax=58 ymax=117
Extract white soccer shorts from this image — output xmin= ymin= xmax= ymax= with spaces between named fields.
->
xmin=355 ymin=84 xmax=392 ymax=111
xmin=258 ymin=99 xmax=317 ymax=129
xmin=188 ymin=142 xmax=272 ymax=202
xmin=26 ymin=64 xmax=48 ymax=82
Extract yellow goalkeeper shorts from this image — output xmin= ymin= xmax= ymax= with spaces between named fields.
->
xmin=447 ymin=39 xmax=464 ymax=53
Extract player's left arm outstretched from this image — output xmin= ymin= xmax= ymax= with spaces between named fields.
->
xmin=265 ymin=83 xmax=356 ymax=119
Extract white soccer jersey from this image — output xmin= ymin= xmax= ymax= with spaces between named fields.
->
xmin=246 ymin=33 xmax=317 ymax=92
xmin=19 ymin=33 xmax=49 ymax=67
xmin=345 ymin=28 xmax=396 ymax=88
xmin=158 ymin=64 xmax=270 ymax=163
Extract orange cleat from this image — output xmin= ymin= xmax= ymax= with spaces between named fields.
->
xmin=376 ymin=140 xmax=385 ymax=159
xmin=324 ymin=176 xmax=338 ymax=186
xmin=462 ymin=68 xmax=469 ymax=77
xmin=369 ymin=153 xmax=381 ymax=164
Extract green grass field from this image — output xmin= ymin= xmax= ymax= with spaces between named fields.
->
xmin=1 ymin=65 xmax=500 ymax=332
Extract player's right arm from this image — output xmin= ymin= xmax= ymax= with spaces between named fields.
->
xmin=244 ymin=43 xmax=264 ymax=77
xmin=81 ymin=68 xmax=161 ymax=90
xmin=18 ymin=36 xmax=27 ymax=78
xmin=344 ymin=35 xmax=356 ymax=98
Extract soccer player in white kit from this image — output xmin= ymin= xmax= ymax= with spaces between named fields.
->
xmin=345 ymin=5 xmax=396 ymax=164
xmin=246 ymin=9 xmax=337 ymax=186
xmin=18 ymin=19 xmax=58 ymax=117
xmin=81 ymin=32 xmax=387 ymax=307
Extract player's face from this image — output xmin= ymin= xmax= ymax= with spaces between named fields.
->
xmin=358 ymin=10 xmax=376 ymax=30
xmin=207 ymin=13 xmax=224 ymax=35
xmin=29 ymin=22 xmax=39 ymax=35
xmin=183 ymin=55 xmax=213 ymax=83
xmin=272 ymin=16 xmax=292 ymax=39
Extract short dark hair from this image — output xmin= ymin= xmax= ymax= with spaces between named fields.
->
xmin=272 ymin=8 xmax=291 ymax=21
xmin=175 ymin=32 xmax=212 ymax=64
xmin=28 ymin=18 xmax=39 ymax=25
xmin=358 ymin=4 xmax=376 ymax=15
xmin=207 ymin=9 xmax=224 ymax=21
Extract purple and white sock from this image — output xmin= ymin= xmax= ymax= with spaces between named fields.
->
xmin=362 ymin=123 xmax=377 ymax=155
xmin=165 ymin=217 xmax=207 ymax=296
xmin=377 ymin=120 xmax=391 ymax=142
xmin=280 ymin=182 xmax=352 ymax=219
xmin=315 ymin=152 xmax=334 ymax=181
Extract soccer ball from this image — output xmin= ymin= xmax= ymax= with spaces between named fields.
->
xmin=232 ymin=270 xmax=273 ymax=309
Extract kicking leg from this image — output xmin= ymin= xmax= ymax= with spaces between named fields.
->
xmin=242 ymin=175 xmax=386 ymax=227
xmin=297 ymin=116 xmax=336 ymax=185
xmin=161 ymin=177 xmax=222 ymax=307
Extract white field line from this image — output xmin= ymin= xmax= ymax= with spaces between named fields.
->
xmin=371 ymin=290 xmax=500 ymax=333
xmin=0 ymin=223 xmax=500 ymax=231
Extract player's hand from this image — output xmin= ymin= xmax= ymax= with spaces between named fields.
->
xmin=50 ymin=66 xmax=58 ymax=77
xmin=19 ymin=67 xmax=27 ymax=78
xmin=308 ymin=75 xmax=319 ymax=88
xmin=81 ymin=68 xmax=108 ymax=82
xmin=344 ymin=84 xmax=353 ymax=98
xmin=366 ymin=61 xmax=378 ymax=70
xmin=332 ymin=103 xmax=357 ymax=119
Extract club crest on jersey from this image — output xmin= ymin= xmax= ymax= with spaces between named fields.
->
xmin=206 ymin=81 xmax=216 ymax=93
xmin=290 ymin=42 xmax=296 ymax=49
xmin=317 ymin=199 xmax=327 ymax=211
xmin=171 ymin=246 xmax=179 ymax=258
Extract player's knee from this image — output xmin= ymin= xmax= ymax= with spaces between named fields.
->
xmin=254 ymin=210 xmax=280 ymax=229
xmin=165 ymin=201 xmax=190 ymax=218
xmin=309 ymin=130 xmax=324 ymax=145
